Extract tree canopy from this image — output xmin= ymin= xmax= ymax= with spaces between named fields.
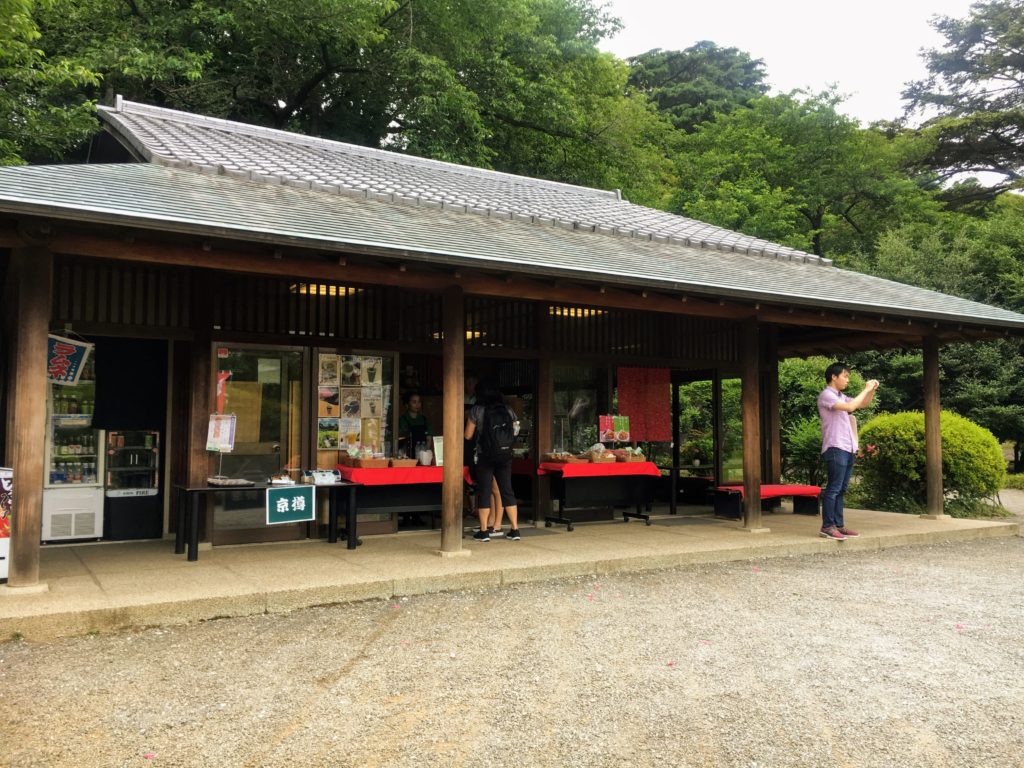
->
xmin=903 ymin=0 xmax=1024 ymax=204
xmin=0 ymin=0 xmax=97 ymax=164
xmin=671 ymin=91 xmax=938 ymax=256
xmin=626 ymin=41 xmax=768 ymax=133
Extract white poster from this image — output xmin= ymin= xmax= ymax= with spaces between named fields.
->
xmin=206 ymin=414 xmax=237 ymax=452
xmin=0 ymin=467 xmax=12 ymax=581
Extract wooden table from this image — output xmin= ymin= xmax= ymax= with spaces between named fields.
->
xmin=536 ymin=461 xmax=662 ymax=531
xmin=173 ymin=481 xmax=360 ymax=562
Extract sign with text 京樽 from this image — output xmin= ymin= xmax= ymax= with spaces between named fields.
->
xmin=266 ymin=485 xmax=315 ymax=525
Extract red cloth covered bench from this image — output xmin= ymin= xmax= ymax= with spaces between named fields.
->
xmin=713 ymin=484 xmax=821 ymax=519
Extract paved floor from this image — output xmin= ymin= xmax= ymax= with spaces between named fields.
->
xmin=1 ymin=505 xmax=1018 ymax=640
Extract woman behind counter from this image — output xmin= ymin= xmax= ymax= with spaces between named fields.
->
xmin=398 ymin=391 xmax=431 ymax=455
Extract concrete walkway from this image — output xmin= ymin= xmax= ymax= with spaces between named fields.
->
xmin=1 ymin=507 xmax=1018 ymax=640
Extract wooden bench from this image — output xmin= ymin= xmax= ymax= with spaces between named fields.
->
xmin=713 ymin=484 xmax=821 ymax=519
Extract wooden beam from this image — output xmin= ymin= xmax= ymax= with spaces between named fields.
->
xmin=187 ymin=274 xmax=213 ymax=548
xmin=921 ymin=335 xmax=947 ymax=519
xmin=37 ymin=230 xmax=752 ymax=322
xmin=535 ymin=304 xmax=554 ymax=520
xmin=762 ymin=327 xmax=781 ymax=484
xmin=10 ymin=221 xmax=1023 ymax=339
xmin=440 ymin=285 xmax=465 ymax=553
xmin=3 ymin=247 xmax=52 ymax=588
xmin=740 ymin=318 xmax=766 ymax=532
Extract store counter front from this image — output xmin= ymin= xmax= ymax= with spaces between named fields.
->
xmin=336 ymin=465 xmax=473 ymax=532
xmin=537 ymin=461 xmax=662 ymax=531
xmin=174 ymin=481 xmax=360 ymax=562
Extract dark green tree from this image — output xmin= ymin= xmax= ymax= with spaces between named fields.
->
xmin=903 ymin=0 xmax=1024 ymax=205
xmin=0 ymin=0 xmax=97 ymax=164
xmin=32 ymin=0 xmax=674 ymax=203
xmin=626 ymin=41 xmax=768 ymax=132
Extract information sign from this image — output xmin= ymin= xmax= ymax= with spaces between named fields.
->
xmin=266 ymin=485 xmax=315 ymax=525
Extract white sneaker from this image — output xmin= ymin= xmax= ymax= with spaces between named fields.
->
xmin=489 ymin=528 xmax=505 ymax=538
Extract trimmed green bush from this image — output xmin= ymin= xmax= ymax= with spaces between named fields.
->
xmin=853 ymin=411 xmax=1005 ymax=515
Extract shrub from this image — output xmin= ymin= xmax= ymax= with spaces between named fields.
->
xmin=782 ymin=416 xmax=825 ymax=485
xmin=853 ymin=411 xmax=1005 ymax=515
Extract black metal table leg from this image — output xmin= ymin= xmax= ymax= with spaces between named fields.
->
xmin=327 ymin=486 xmax=339 ymax=544
xmin=188 ymin=492 xmax=200 ymax=561
xmin=346 ymin=485 xmax=359 ymax=549
xmin=174 ymin=487 xmax=186 ymax=554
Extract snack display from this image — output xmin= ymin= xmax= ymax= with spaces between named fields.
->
xmin=543 ymin=452 xmax=586 ymax=464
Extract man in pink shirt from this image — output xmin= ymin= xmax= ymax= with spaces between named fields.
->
xmin=817 ymin=362 xmax=879 ymax=540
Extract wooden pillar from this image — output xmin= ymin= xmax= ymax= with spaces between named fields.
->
xmin=922 ymin=335 xmax=947 ymax=519
xmin=185 ymin=274 xmax=213 ymax=546
xmin=3 ymin=247 xmax=53 ymax=589
xmin=535 ymin=304 xmax=553 ymax=521
xmin=762 ymin=326 xmax=781 ymax=484
xmin=740 ymin=318 xmax=767 ymax=532
xmin=440 ymin=285 xmax=465 ymax=553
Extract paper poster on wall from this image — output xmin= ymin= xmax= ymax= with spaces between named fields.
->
xmin=206 ymin=414 xmax=237 ymax=452
xmin=340 ymin=417 xmax=361 ymax=450
xmin=0 ymin=467 xmax=11 ymax=582
xmin=340 ymin=356 xmax=361 ymax=386
xmin=599 ymin=415 xmax=630 ymax=442
xmin=361 ymin=418 xmax=381 ymax=450
xmin=317 ymin=417 xmax=340 ymax=449
xmin=46 ymin=335 xmax=92 ymax=386
xmin=318 ymin=355 xmax=340 ymax=386
xmin=361 ymin=387 xmax=382 ymax=418
xmin=340 ymin=387 xmax=361 ymax=418
xmin=361 ymin=356 xmax=382 ymax=386
xmin=318 ymin=386 xmax=339 ymax=417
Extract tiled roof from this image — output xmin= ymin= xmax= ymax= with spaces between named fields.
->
xmin=97 ymin=99 xmax=827 ymax=265
xmin=2 ymin=162 xmax=1023 ymax=330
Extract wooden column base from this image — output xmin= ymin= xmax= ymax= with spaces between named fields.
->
xmin=0 ymin=583 xmax=50 ymax=596
xmin=919 ymin=514 xmax=950 ymax=521
xmin=436 ymin=549 xmax=472 ymax=559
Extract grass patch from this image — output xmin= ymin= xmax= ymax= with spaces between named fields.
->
xmin=1003 ymin=473 xmax=1024 ymax=490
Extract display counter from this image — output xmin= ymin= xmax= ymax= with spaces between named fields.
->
xmin=537 ymin=461 xmax=661 ymax=531
xmin=336 ymin=465 xmax=472 ymax=532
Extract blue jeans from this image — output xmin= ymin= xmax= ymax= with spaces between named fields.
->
xmin=821 ymin=447 xmax=855 ymax=529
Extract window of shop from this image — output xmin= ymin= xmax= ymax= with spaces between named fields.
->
xmin=210 ymin=346 xmax=305 ymax=544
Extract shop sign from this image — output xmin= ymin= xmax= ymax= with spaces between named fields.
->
xmin=47 ymin=335 xmax=92 ymax=386
xmin=266 ymin=485 xmax=315 ymax=525
xmin=0 ymin=467 xmax=12 ymax=582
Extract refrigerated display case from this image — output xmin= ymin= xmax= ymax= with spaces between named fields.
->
xmin=42 ymin=361 xmax=104 ymax=542
xmin=104 ymin=430 xmax=163 ymax=539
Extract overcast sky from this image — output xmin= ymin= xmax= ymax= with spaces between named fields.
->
xmin=598 ymin=0 xmax=977 ymax=125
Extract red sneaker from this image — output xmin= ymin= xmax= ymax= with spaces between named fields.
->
xmin=819 ymin=526 xmax=846 ymax=540
xmin=837 ymin=527 xmax=859 ymax=537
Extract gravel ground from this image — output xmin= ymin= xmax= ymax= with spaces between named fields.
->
xmin=1 ymin=532 xmax=1022 ymax=768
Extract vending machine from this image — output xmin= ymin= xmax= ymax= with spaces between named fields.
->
xmin=104 ymin=430 xmax=162 ymax=540
xmin=42 ymin=357 xmax=105 ymax=542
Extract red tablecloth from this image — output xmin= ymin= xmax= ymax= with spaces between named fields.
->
xmin=716 ymin=483 xmax=820 ymax=499
xmin=537 ymin=461 xmax=662 ymax=478
xmin=337 ymin=465 xmax=472 ymax=486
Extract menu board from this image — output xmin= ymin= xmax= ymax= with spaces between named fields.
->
xmin=599 ymin=415 xmax=630 ymax=443
xmin=317 ymin=354 xmax=388 ymax=452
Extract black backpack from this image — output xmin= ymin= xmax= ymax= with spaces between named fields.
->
xmin=477 ymin=404 xmax=515 ymax=463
